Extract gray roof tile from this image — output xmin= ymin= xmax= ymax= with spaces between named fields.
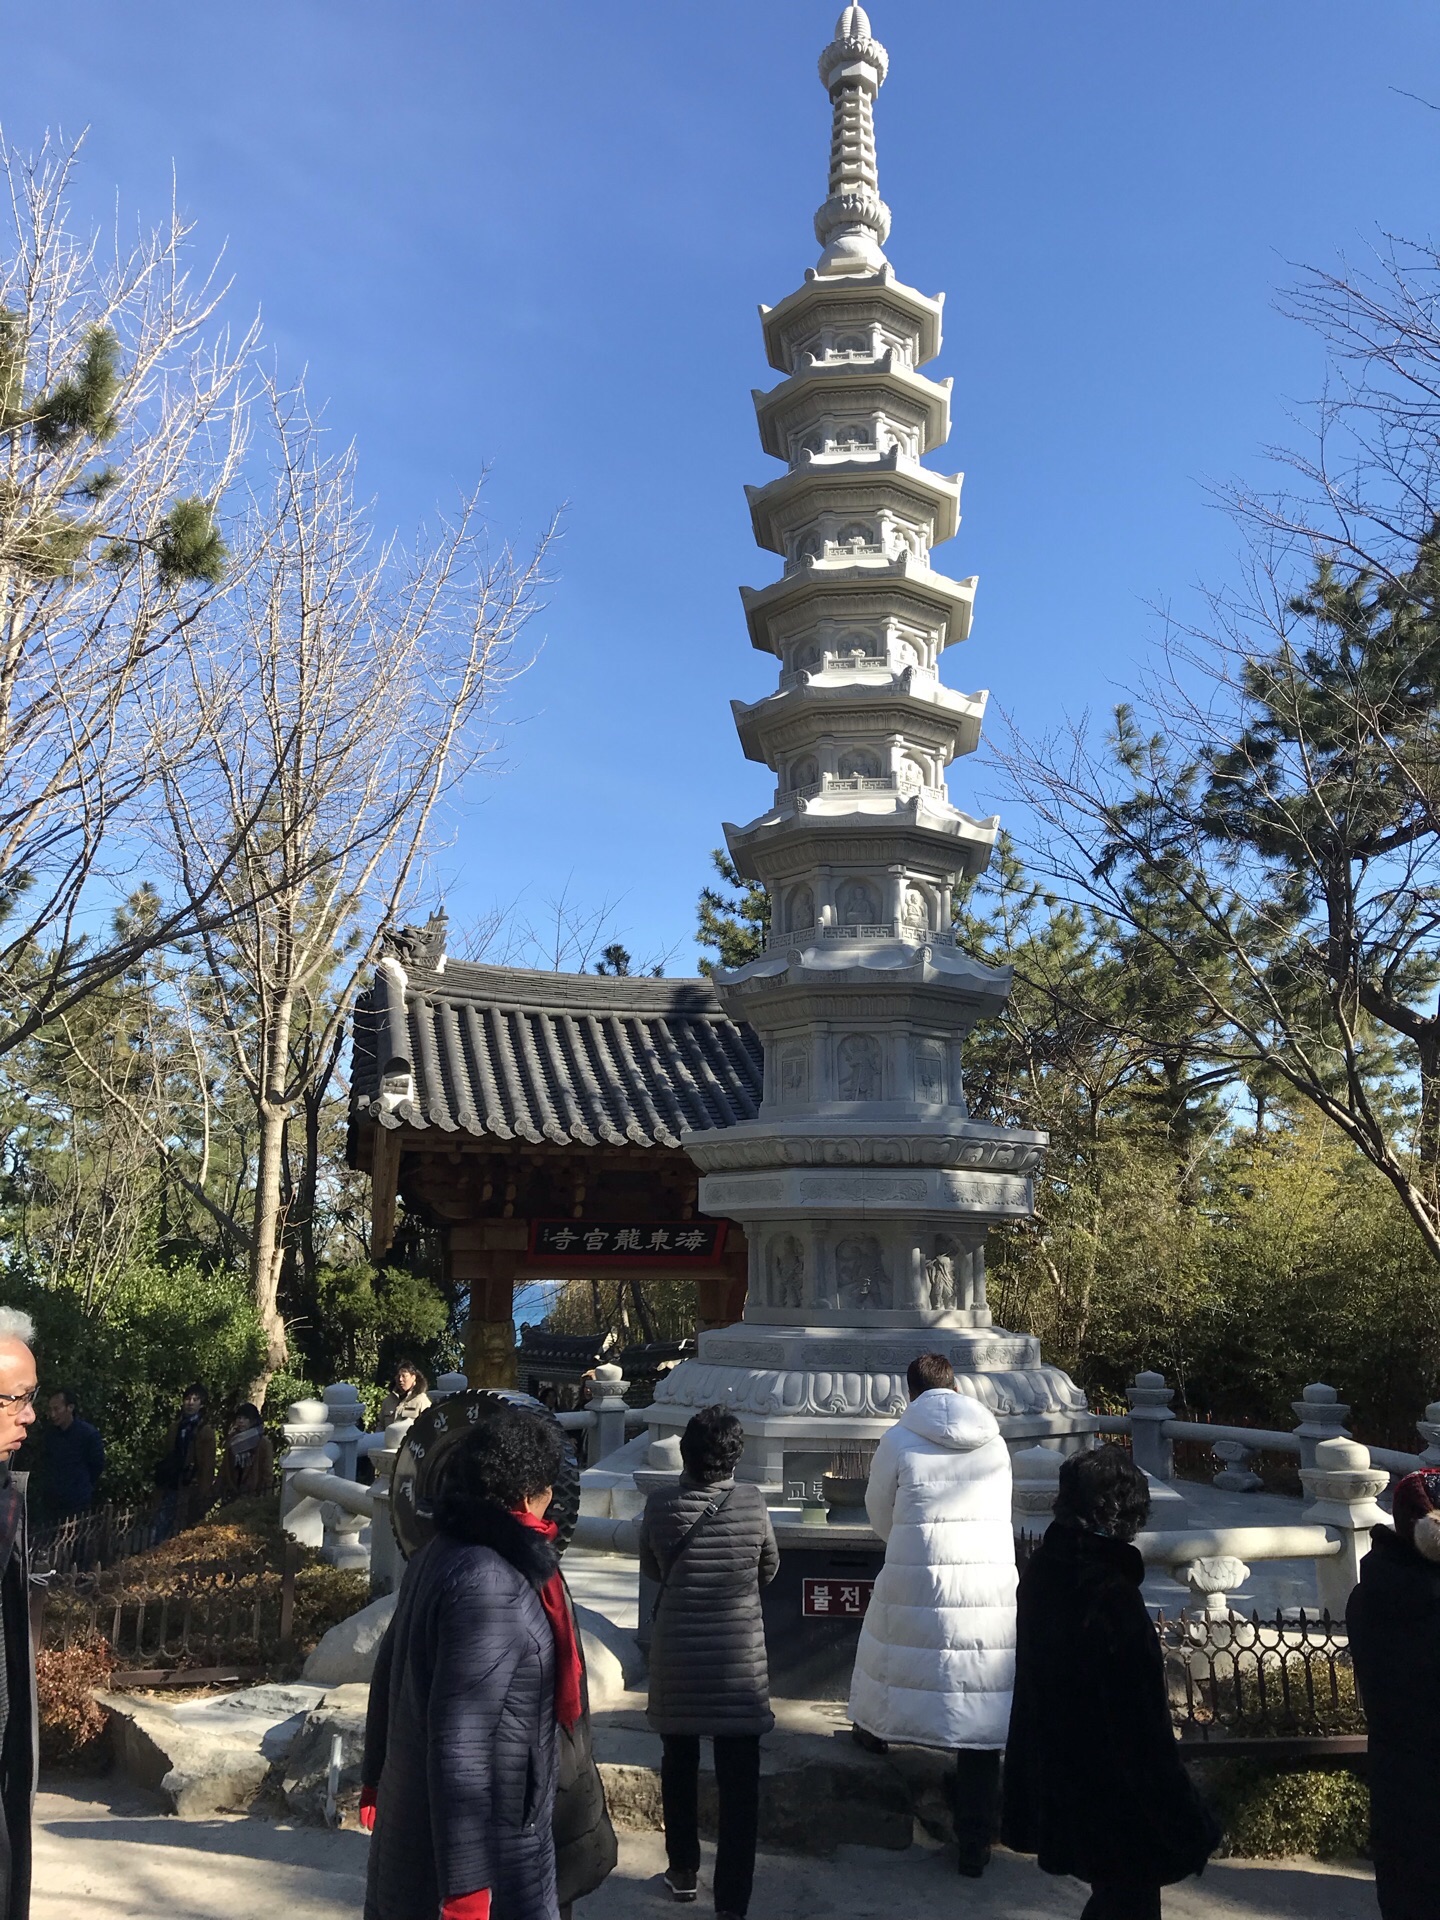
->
xmin=352 ymin=960 xmax=763 ymax=1149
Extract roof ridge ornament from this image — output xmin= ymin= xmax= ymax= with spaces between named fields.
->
xmin=379 ymin=907 xmax=449 ymax=973
xmin=814 ymin=5 xmax=891 ymax=277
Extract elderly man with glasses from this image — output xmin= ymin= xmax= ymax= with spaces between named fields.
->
xmin=0 ymin=1307 xmax=39 ymax=1920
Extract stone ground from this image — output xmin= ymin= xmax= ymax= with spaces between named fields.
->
xmin=33 ymin=1779 xmax=1378 ymax=1920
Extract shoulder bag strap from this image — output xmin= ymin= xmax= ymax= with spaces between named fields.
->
xmin=649 ymin=1487 xmax=735 ymax=1624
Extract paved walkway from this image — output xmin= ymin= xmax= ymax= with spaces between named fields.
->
xmin=34 ymin=1781 xmax=1378 ymax=1920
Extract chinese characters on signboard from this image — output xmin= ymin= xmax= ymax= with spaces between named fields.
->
xmin=801 ymin=1577 xmax=874 ymax=1619
xmin=528 ymin=1220 xmax=728 ymax=1264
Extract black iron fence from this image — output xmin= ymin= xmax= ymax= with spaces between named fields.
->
xmin=31 ymin=1501 xmax=157 ymax=1578
xmin=1161 ymin=1608 xmax=1364 ymax=1757
xmin=36 ymin=1547 xmax=300 ymax=1684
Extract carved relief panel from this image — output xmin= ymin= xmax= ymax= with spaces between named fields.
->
xmin=836 ymin=878 xmax=880 ymax=925
xmin=836 ymin=1032 xmax=881 ymax=1101
xmin=834 ymin=1234 xmax=891 ymax=1310
xmin=768 ymin=1233 xmax=806 ymax=1308
xmin=778 ymin=1042 xmax=810 ymax=1103
xmin=915 ymin=1041 xmax=945 ymax=1104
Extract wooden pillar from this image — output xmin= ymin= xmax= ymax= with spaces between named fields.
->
xmin=450 ymin=1225 xmax=523 ymax=1389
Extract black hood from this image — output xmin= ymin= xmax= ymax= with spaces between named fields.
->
xmin=1356 ymin=1520 xmax=1440 ymax=1623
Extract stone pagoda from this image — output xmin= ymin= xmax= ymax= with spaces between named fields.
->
xmin=649 ymin=4 xmax=1087 ymax=1497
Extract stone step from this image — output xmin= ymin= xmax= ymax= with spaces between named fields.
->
xmin=593 ymin=1695 xmax=958 ymax=1856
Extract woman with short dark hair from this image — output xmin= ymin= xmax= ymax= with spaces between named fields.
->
xmin=379 ymin=1361 xmax=430 ymax=1429
xmin=217 ymin=1404 xmax=273 ymax=1502
xmin=361 ymin=1404 xmax=579 ymax=1920
xmin=1002 ymin=1445 xmax=1219 ymax=1919
xmin=640 ymin=1406 xmax=778 ymax=1920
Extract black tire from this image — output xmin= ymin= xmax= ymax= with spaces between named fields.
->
xmin=390 ymin=1387 xmax=583 ymax=1561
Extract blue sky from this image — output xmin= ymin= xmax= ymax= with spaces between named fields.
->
xmin=8 ymin=2 xmax=1440 ymax=973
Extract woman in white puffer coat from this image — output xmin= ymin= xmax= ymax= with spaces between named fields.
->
xmin=848 ymin=1352 xmax=1016 ymax=1876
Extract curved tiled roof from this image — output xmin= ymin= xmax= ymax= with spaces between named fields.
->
xmin=352 ymin=959 xmax=763 ymax=1150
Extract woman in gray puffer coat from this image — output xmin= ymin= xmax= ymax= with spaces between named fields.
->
xmin=640 ymin=1406 xmax=779 ymax=1920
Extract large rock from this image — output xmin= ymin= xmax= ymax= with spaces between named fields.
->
xmin=303 ymin=1592 xmax=645 ymax=1704
xmin=101 ymin=1683 xmax=329 ymax=1818
xmin=303 ymin=1592 xmax=397 ymax=1686
xmin=281 ymin=1683 xmax=371 ymax=1824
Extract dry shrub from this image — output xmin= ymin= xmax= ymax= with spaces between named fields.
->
xmin=37 ymin=1634 xmax=114 ymax=1768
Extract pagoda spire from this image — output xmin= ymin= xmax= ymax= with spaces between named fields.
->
xmin=814 ymin=5 xmax=892 ymax=276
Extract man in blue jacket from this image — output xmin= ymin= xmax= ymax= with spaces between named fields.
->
xmin=37 ymin=1390 xmax=104 ymax=1521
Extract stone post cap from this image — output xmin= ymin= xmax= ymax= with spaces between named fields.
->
xmin=287 ymin=1399 xmax=330 ymax=1425
xmin=1312 ymin=1437 xmax=1370 ymax=1471
xmin=384 ymin=1419 xmax=414 ymax=1450
xmin=1178 ymin=1555 xmax=1250 ymax=1592
xmin=1126 ymin=1372 xmax=1174 ymax=1411
xmin=1292 ymin=1385 xmax=1351 ymax=1429
xmin=433 ymin=1372 xmax=468 ymax=1397
xmin=1010 ymin=1446 xmax=1062 ymax=1483
xmin=647 ymin=1433 xmax=684 ymax=1471
xmin=1424 ymin=1402 xmax=1440 ymax=1424
xmin=592 ymin=1363 xmax=628 ymax=1403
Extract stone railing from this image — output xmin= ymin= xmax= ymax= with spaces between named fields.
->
xmin=277 ymin=1366 xmax=647 ymax=1591
xmin=1012 ymin=1436 xmax=1388 ymax=1619
xmin=1115 ymin=1370 xmax=1440 ymax=1490
xmin=785 ymin=772 xmax=901 ymax=804
xmin=763 ymin=921 xmax=959 ymax=952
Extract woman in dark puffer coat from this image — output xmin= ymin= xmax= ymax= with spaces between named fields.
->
xmin=553 ymin=1585 xmax=618 ymax=1917
xmin=640 ymin=1405 xmax=779 ymax=1920
xmin=1348 ymin=1467 xmax=1440 ymax=1920
xmin=1002 ymin=1446 xmax=1218 ymax=1920
xmin=361 ymin=1407 xmax=579 ymax=1920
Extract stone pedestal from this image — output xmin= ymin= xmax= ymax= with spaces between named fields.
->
xmin=279 ymin=1401 xmax=338 ymax=1548
xmin=323 ymin=1384 xmax=364 ymax=1483
xmin=1300 ymin=1436 xmax=1388 ymax=1620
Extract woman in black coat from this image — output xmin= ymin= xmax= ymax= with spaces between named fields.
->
xmin=1002 ymin=1446 xmax=1219 ymax=1920
xmin=1347 ymin=1467 xmax=1440 ymax=1920
xmin=640 ymin=1406 xmax=779 ymax=1920
xmin=553 ymin=1603 xmax=619 ymax=1918
xmin=361 ymin=1407 xmax=581 ymax=1920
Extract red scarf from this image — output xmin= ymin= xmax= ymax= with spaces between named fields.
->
xmin=512 ymin=1509 xmax=583 ymax=1732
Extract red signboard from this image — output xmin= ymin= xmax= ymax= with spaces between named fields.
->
xmin=528 ymin=1220 xmax=728 ymax=1264
xmin=802 ymin=1577 xmax=874 ymax=1619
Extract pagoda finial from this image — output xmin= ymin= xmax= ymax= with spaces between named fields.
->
xmin=814 ymin=5 xmax=891 ymax=276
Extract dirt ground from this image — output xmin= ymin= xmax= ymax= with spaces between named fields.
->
xmin=33 ymin=1779 xmax=1379 ymax=1920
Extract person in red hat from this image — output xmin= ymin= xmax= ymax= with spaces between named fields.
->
xmin=1348 ymin=1466 xmax=1440 ymax=1920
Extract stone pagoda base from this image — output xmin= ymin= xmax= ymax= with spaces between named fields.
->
xmin=645 ymin=1319 xmax=1091 ymax=1501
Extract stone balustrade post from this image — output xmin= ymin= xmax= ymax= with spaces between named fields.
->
xmin=1175 ymin=1555 xmax=1251 ymax=1618
xmin=589 ymin=1363 xmax=629 ymax=1466
xmin=1291 ymin=1383 xmax=1351 ymax=1471
xmin=279 ymin=1400 xmax=337 ymax=1546
xmin=368 ymin=1418 xmax=413 ymax=1599
xmin=432 ymin=1372 xmax=468 ymax=1402
xmin=323 ymin=1382 xmax=364 ymax=1483
xmin=1126 ymin=1372 xmax=1175 ymax=1482
xmin=634 ymin=1431 xmax=685 ymax=1497
xmin=1211 ymin=1439 xmax=1263 ymax=1493
xmin=320 ymin=1499 xmax=369 ymax=1572
xmin=1416 ymin=1401 xmax=1440 ymax=1469
xmin=1300 ymin=1436 xmax=1389 ymax=1619
xmin=1011 ymin=1446 xmax=1061 ymax=1531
